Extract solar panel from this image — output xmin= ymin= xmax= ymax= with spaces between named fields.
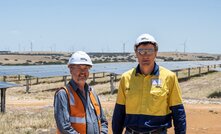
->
xmin=0 ymin=60 xmax=221 ymax=78
xmin=211 ymin=68 xmax=221 ymax=72
xmin=0 ymin=81 xmax=19 ymax=89
xmin=26 ymin=70 xmax=70 ymax=78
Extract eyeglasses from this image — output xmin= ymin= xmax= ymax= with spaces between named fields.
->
xmin=137 ymin=48 xmax=155 ymax=56
xmin=69 ymin=64 xmax=91 ymax=72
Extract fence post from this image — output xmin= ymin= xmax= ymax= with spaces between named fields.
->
xmin=188 ymin=68 xmax=191 ymax=78
xmin=110 ymin=74 xmax=115 ymax=94
xmin=199 ymin=67 xmax=201 ymax=76
xmin=0 ymin=88 xmax=6 ymax=113
xmin=18 ymin=75 xmax=20 ymax=81
xmin=63 ymin=76 xmax=67 ymax=85
xmin=175 ymin=71 xmax=179 ymax=78
xmin=3 ymin=76 xmax=6 ymax=82
xmin=93 ymin=73 xmax=95 ymax=83
xmin=25 ymin=75 xmax=30 ymax=93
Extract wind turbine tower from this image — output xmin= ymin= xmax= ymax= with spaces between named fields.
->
xmin=123 ymin=43 xmax=125 ymax=54
xmin=183 ymin=40 xmax=187 ymax=53
xmin=30 ymin=41 xmax=33 ymax=52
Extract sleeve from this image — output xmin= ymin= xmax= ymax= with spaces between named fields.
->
xmin=112 ymin=104 xmax=126 ymax=134
xmin=112 ymin=77 xmax=126 ymax=134
xmin=168 ymin=74 xmax=186 ymax=134
xmin=168 ymin=74 xmax=183 ymax=107
xmin=54 ymin=89 xmax=79 ymax=134
xmin=170 ymin=105 xmax=186 ymax=134
xmin=96 ymin=94 xmax=108 ymax=134
xmin=90 ymin=87 xmax=108 ymax=134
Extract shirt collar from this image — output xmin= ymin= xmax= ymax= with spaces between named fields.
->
xmin=135 ymin=62 xmax=159 ymax=76
xmin=69 ymin=79 xmax=89 ymax=91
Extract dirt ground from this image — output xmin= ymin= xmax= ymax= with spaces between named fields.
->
xmin=4 ymin=95 xmax=221 ymax=134
xmin=102 ymin=102 xmax=221 ymax=134
xmin=181 ymin=104 xmax=221 ymax=134
xmin=6 ymin=98 xmax=221 ymax=134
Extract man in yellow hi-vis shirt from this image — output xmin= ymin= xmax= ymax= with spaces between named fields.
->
xmin=112 ymin=33 xmax=186 ymax=134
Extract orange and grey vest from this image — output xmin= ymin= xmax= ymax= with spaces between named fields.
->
xmin=56 ymin=85 xmax=101 ymax=134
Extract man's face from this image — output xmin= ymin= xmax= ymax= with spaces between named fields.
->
xmin=135 ymin=43 xmax=157 ymax=66
xmin=68 ymin=64 xmax=91 ymax=85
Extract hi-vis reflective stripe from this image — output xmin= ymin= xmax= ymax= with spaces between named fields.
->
xmin=70 ymin=116 xmax=86 ymax=123
xmin=67 ymin=85 xmax=75 ymax=105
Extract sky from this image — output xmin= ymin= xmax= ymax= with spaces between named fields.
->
xmin=0 ymin=0 xmax=221 ymax=54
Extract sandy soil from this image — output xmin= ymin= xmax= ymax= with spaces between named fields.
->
xmin=103 ymin=102 xmax=221 ymax=134
xmin=6 ymin=97 xmax=221 ymax=134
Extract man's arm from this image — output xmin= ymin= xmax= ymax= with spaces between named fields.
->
xmin=170 ymin=104 xmax=186 ymax=134
xmin=112 ymin=103 xmax=126 ymax=134
xmin=112 ymin=75 xmax=127 ymax=134
xmin=100 ymin=107 xmax=108 ymax=134
xmin=96 ymin=95 xmax=108 ymax=134
xmin=54 ymin=89 xmax=79 ymax=134
xmin=90 ymin=88 xmax=108 ymax=134
xmin=168 ymin=74 xmax=186 ymax=134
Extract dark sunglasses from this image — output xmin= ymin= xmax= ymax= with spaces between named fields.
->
xmin=137 ymin=48 xmax=155 ymax=55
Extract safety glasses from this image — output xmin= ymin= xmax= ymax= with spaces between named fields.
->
xmin=137 ymin=48 xmax=155 ymax=56
xmin=69 ymin=64 xmax=91 ymax=72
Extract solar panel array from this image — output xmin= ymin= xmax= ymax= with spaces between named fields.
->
xmin=91 ymin=61 xmax=221 ymax=74
xmin=211 ymin=68 xmax=221 ymax=72
xmin=0 ymin=60 xmax=221 ymax=78
xmin=0 ymin=81 xmax=19 ymax=89
xmin=0 ymin=65 xmax=69 ymax=78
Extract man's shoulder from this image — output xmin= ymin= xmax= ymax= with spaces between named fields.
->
xmin=122 ymin=68 xmax=136 ymax=76
xmin=159 ymin=66 xmax=176 ymax=76
xmin=55 ymin=87 xmax=67 ymax=96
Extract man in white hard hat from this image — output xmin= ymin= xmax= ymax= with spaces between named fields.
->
xmin=112 ymin=34 xmax=186 ymax=134
xmin=54 ymin=51 xmax=108 ymax=134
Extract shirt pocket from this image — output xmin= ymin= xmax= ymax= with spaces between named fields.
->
xmin=149 ymin=86 xmax=169 ymax=114
xmin=150 ymin=86 xmax=167 ymax=97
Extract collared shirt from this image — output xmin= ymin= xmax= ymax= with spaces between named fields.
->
xmin=54 ymin=80 xmax=108 ymax=134
xmin=135 ymin=64 xmax=159 ymax=76
xmin=112 ymin=62 xmax=186 ymax=134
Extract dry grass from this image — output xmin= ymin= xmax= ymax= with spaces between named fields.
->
xmin=181 ymin=71 xmax=221 ymax=99
xmin=0 ymin=108 xmax=55 ymax=134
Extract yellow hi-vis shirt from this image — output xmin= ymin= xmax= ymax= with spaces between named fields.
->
xmin=117 ymin=66 xmax=182 ymax=116
xmin=116 ymin=66 xmax=183 ymax=116
xmin=112 ymin=64 xmax=186 ymax=133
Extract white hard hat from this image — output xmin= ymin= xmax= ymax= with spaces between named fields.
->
xmin=135 ymin=33 xmax=158 ymax=47
xmin=68 ymin=51 xmax=93 ymax=66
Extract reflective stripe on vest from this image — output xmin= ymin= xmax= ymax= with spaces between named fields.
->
xmin=70 ymin=116 xmax=86 ymax=124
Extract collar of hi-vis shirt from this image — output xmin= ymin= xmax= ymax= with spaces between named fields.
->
xmin=69 ymin=79 xmax=89 ymax=92
xmin=135 ymin=62 xmax=159 ymax=76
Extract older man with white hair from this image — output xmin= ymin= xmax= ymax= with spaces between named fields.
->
xmin=54 ymin=51 xmax=108 ymax=134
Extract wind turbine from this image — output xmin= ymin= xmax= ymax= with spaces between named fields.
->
xmin=183 ymin=39 xmax=188 ymax=53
